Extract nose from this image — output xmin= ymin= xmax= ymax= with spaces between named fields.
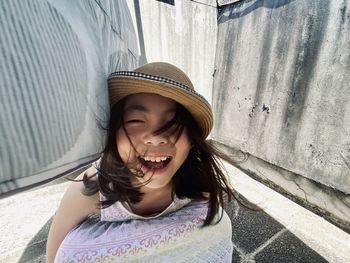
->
xmin=144 ymin=132 xmax=168 ymax=146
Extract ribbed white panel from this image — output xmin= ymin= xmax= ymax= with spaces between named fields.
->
xmin=0 ymin=0 xmax=138 ymax=195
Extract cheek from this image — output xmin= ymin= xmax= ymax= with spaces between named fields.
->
xmin=176 ymin=130 xmax=191 ymax=160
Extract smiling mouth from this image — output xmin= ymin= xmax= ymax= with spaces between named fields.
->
xmin=138 ymin=156 xmax=172 ymax=170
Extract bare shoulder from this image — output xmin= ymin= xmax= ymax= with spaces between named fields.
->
xmin=66 ymin=166 xmax=100 ymax=214
xmin=202 ymin=192 xmax=210 ymax=199
xmin=76 ymin=164 xmax=98 ymax=181
xmin=46 ymin=166 xmax=100 ymax=263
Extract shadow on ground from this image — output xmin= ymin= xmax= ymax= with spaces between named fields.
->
xmin=18 ymin=218 xmax=53 ymax=263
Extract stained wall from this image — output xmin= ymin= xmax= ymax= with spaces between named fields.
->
xmin=212 ymin=0 xmax=350 ymax=227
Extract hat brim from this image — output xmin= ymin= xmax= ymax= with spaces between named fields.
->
xmin=108 ymin=76 xmax=213 ymax=139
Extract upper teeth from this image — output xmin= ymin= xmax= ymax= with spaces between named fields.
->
xmin=141 ymin=156 xmax=170 ymax=162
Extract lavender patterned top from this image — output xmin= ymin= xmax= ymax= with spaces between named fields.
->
xmin=55 ymin=198 xmax=233 ymax=262
xmin=54 ymin=161 xmax=233 ymax=262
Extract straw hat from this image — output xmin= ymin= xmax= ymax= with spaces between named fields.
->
xmin=108 ymin=62 xmax=213 ymax=139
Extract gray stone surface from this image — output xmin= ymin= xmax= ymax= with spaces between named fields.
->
xmin=16 ymin=217 xmax=58 ymax=263
xmin=232 ymin=247 xmax=242 ymax=263
xmin=226 ymin=200 xmax=285 ymax=253
xmin=215 ymin=141 xmax=350 ymax=232
xmin=212 ymin=0 xmax=350 ymax=195
xmin=224 ymin=160 xmax=350 ymax=263
xmin=224 ymin=200 xmax=328 ymax=263
xmin=255 ymin=231 xmax=328 ymax=263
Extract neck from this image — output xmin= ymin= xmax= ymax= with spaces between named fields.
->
xmin=129 ymin=183 xmax=174 ymax=216
xmin=140 ymin=183 xmax=173 ymax=200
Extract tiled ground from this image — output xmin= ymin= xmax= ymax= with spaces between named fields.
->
xmin=224 ymin=199 xmax=328 ymax=263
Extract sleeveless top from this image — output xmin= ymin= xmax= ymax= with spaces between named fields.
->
xmin=55 ymin=161 xmax=233 ymax=262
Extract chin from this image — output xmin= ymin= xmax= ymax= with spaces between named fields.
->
xmin=139 ymin=175 xmax=173 ymax=190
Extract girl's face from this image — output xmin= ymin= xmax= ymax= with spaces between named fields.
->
xmin=116 ymin=93 xmax=191 ymax=190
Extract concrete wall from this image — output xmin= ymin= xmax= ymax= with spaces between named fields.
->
xmin=212 ymin=0 xmax=350 ymax=229
xmin=126 ymin=0 xmax=217 ymax=104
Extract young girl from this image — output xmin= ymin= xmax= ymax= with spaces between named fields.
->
xmin=46 ymin=62 xmax=235 ymax=262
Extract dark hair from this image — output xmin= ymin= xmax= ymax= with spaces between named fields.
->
xmin=83 ymin=96 xmax=236 ymax=226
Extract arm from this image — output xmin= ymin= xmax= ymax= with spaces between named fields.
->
xmin=46 ymin=166 xmax=100 ymax=263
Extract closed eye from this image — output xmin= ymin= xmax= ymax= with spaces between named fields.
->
xmin=125 ymin=120 xmax=144 ymax=124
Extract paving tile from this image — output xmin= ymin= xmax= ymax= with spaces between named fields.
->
xmin=232 ymin=246 xmax=242 ymax=262
xmin=16 ymin=218 xmax=52 ymax=263
xmin=225 ymin=199 xmax=285 ymax=253
xmin=254 ymin=231 xmax=328 ymax=263
xmin=224 ymin=197 xmax=240 ymax=219
xmin=18 ymin=240 xmax=46 ymax=263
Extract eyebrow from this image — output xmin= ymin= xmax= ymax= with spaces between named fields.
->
xmin=124 ymin=104 xmax=177 ymax=114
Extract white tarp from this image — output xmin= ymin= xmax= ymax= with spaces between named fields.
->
xmin=0 ymin=0 xmax=138 ymax=196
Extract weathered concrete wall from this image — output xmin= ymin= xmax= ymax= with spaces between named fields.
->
xmin=213 ymin=0 xmax=350 ymax=227
xmin=126 ymin=0 xmax=217 ymax=103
